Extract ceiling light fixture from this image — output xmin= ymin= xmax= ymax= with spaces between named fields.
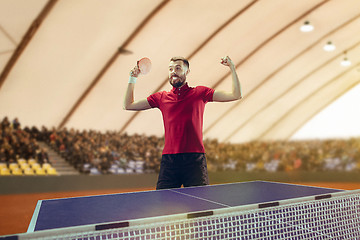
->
xmin=340 ymin=52 xmax=351 ymax=67
xmin=300 ymin=21 xmax=314 ymax=32
xmin=118 ymin=48 xmax=133 ymax=55
xmin=323 ymin=41 xmax=336 ymax=52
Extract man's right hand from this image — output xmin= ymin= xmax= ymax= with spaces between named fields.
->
xmin=130 ymin=65 xmax=141 ymax=78
xmin=124 ymin=64 xmax=152 ymax=111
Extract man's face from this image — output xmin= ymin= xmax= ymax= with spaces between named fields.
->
xmin=168 ymin=60 xmax=188 ymax=88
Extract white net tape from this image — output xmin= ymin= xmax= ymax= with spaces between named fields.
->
xmin=19 ymin=191 xmax=360 ymax=240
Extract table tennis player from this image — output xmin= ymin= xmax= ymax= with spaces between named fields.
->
xmin=124 ymin=56 xmax=242 ymax=189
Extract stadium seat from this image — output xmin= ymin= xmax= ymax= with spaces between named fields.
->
xmin=0 ymin=168 xmax=11 ymax=176
xmin=17 ymin=158 xmax=26 ymax=164
xmin=19 ymin=162 xmax=30 ymax=170
xmin=126 ymin=168 xmax=133 ymax=173
xmin=28 ymin=159 xmax=37 ymax=165
xmin=35 ymin=168 xmax=46 ymax=175
xmin=109 ymin=164 xmax=119 ymax=174
xmin=0 ymin=162 xmax=7 ymax=169
xmin=9 ymin=163 xmax=19 ymax=171
xmin=42 ymin=163 xmax=52 ymax=170
xmin=46 ymin=167 xmax=58 ymax=175
xmin=31 ymin=163 xmax=41 ymax=170
xmin=90 ymin=167 xmax=101 ymax=175
xmin=117 ymin=168 xmax=125 ymax=174
xmin=24 ymin=168 xmax=35 ymax=175
xmin=11 ymin=168 xmax=23 ymax=175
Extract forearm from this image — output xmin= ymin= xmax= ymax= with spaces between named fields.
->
xmin=123 ymin=82 xmax=135 ymax=110
xmin=123 ymin=76 xmax=151 ymax=111
xmin=230 ymin=65 xmax=242 ymax=100
xmin=213 ymin=56 xmax=242 ymax=102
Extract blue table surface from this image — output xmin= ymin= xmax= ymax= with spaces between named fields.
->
xmin=30 ymin=181 xmax=342 ymax=231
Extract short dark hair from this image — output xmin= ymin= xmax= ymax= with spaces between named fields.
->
xmin=170 ymin=56 xmax=189 ymax=69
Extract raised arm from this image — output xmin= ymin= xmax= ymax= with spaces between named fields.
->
xmin=123 ymin=65 xmax=151 ymax=111
xmin=212 ymin=56 xmax=242 ymax=102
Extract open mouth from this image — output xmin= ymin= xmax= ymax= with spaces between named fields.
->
xmin=170 ymin=75 xmax=184 ymax=87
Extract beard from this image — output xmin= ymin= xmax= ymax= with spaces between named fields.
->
xmin=169 ymin=74 xmax=186 ymax=88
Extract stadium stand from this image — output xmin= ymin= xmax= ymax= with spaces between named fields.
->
xmin=1 ymin=117 xmax=360 ymax=176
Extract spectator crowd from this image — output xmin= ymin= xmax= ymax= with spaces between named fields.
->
xmin=0 ymin=117 xmax=50 ymax=168
xmin=1 ymin=117 xmax=360 ymax=175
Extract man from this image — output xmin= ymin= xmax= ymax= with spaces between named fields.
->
xmin=124 ymin=56 xmax=242 ymax=189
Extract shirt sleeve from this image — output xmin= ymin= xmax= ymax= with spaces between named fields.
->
xmin=147 ymin=92 xmax=162 ymax=108
xmin=197 ymin=86 xmax=215 ymax=103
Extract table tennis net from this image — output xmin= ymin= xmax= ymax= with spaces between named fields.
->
xmin=16 ymin=190 xmax=360 ymax=239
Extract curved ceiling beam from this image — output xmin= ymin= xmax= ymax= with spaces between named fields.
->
xmin=58 ymin=0 xmax=170 ymax=129
xmin=203 ymin=0 xmax=329 ymax=135
xmin=0 ymin=0 xmax=58 ymax=90
xmin=259 ymin=59 xmax=360 ymax=141
xmin=223 ymin=14 xmax=360 ymax=142
xmin=119 ymin=0 xmax=259 ymax=134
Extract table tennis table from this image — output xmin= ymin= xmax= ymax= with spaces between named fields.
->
xmin=28 ymin=181 xmax=342 ymax=232
xmin=5 ymin=181 xmax=360 ymax=239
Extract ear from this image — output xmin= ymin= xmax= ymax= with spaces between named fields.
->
xmin=186 ymin=68 xmax=190 ymax=75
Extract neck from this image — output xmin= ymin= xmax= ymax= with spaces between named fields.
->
xmin=178 ymin=82 xmax=187 ymax=88
xmin=172 ymin=81 xmax=187 ymax=89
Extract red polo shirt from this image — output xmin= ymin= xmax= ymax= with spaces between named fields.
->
xmin=147 ymin=83 xmax=214 ymax=155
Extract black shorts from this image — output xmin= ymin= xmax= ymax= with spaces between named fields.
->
xmin=156 ymin=153 xmax=209 ymax=190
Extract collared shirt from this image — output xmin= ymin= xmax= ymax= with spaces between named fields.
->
xmin=147 ymin=83 xmax=215 ymax=154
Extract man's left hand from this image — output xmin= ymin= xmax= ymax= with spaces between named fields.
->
xmin=220 ymin=56 xmax=235 ymax=68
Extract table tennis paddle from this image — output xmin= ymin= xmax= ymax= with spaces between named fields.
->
xmin=137 ymin=57 xmax=152 ymax=75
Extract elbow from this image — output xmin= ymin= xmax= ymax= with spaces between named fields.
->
xmin=123 ymin=104 xmax=136 ymax=111
xmin=234 ymin=93 xmax=242 ymax=100
xmin=237 ymin=90 xmax=243 ymax=100
xmin=123 ymin=104 xmax=129 ymax=110
xmin=232 ymin=88 xmax=242 ymax=101
xmin=123 ymin=100 xmax=133 ymax=110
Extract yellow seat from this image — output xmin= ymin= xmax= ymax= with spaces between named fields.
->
xmin=17 ymin=158 xmax=26 ymax=164
xmin=28 ymin=159 xmax=37 ymax=165
xmin=11 ymin=168 xmax=23 ymax=175
xmin=1 ymin=168 xmax=11 ymax=176
xmin=24 ymin=168 xmax=34 ymax=175
xmin=35 ymin=168 xmax=46 ymax=175
xmin=0 ymin=163 xmax=7 ymax=169
xmin=31 ymin=163 xmax=41 ymax=170
xmin=20 ymin=162 xmax=29 ymax=170
xmin=9 ymin=163 xmax=19 ymax=170
xmin=42 ymin=163 xmax=52 ymax=170
xmin=47 ymin=167 xmax=58 ymax=175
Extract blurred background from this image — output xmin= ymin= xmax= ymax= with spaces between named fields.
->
xmin=1 ymin=0 xmax=360 ymax=235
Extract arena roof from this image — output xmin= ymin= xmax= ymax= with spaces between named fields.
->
xmin=0 ymin=0 xmax=359 ymax=143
